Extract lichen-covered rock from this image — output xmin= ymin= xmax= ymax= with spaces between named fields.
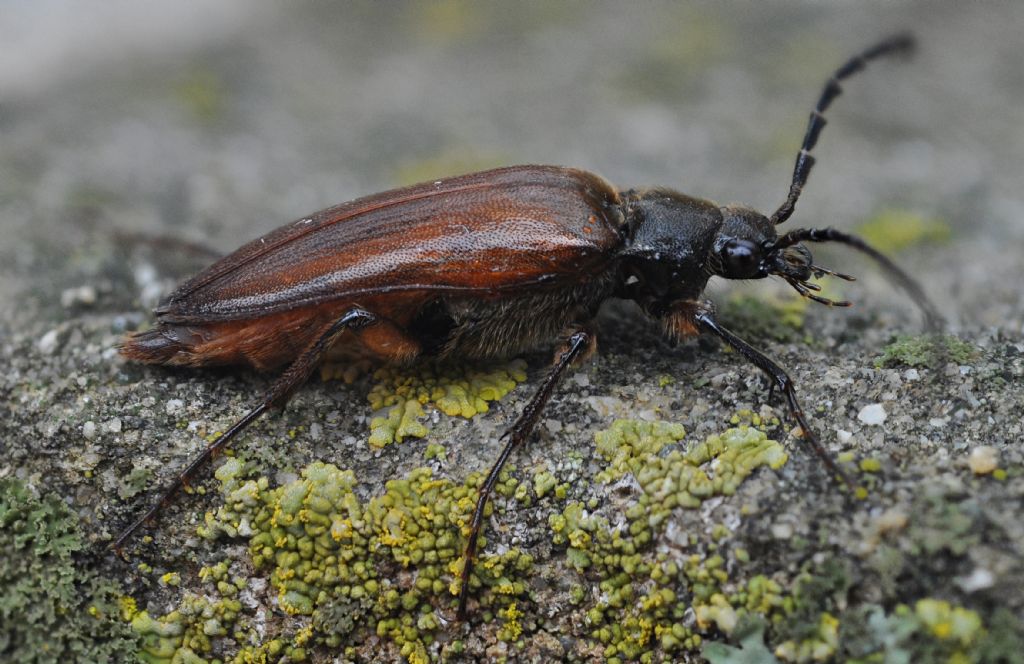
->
xmin=351 ymin=359 xmax=527 ymax=447
xmin=0 ymin=479 xmax=139 ymax=663
xmin=191 ymin=459 xmax=532 ymax=660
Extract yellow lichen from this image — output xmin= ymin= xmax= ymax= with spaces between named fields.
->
xmin=775 ymin=612 xmax=839 ymax=662
xmin=498 ymin=601 xmax=524 ymax=642
xmin=193 ymin=460 xmax=532 ymax=659
xmin=695 ymin=594 xmax=738 ymax=633
xmin=915 ymin=599 xmax=984 ymax=648
xmin=362 ymin=359 xmax=527 ymax=447
xmin=549 ymin=421 xmax=792 ymax=661
xmin=859 ymin=457 xmax=883 ymax=473
xmin=856 ymin=209 xmax=951 ymax=253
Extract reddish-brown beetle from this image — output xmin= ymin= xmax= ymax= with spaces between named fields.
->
xmin=116 ymin=33 xmax=938 ymax=619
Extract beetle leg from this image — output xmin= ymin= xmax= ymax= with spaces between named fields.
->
xmin=112 ymin=308 xmax=379 ymax=554
xmin=692 ymin=306 xmax=856 ymax=491
xmin=457 ymin=328 xmax=594 ymax=621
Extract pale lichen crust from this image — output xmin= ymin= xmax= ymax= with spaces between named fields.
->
xmin=120 ymin=416 xmax=1018 ymax=663
xmin=322 ymin=359 xmax=528 ymax=448
xmin=0 ymin=478 xmax=139 ymax=663
xmin=156 ymin=458 xmax=529 ymax=662
xmin=552 ymin=420 xmax=791 ymax=661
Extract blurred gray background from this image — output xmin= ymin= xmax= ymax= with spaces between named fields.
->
xmin=2 ymin=1 xmax=1021 ymax=331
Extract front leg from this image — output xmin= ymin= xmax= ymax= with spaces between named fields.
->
xmin=684 ymin=303 xmax=854 ymax=491
xmin=457 ymin=329 xmax=595 ymax=620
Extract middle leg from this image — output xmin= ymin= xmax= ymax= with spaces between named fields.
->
xmin=456 ymin=329 xmax=594 ymax=620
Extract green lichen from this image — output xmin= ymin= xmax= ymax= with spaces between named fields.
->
xmin=127 ymin=559 xmax=312 ymax=664
xmin=914 ymin=599 xmax=983 ymax=648
xmin=358 ymin=359 xmax=527 ymax=447
xmin=131 ymin=593 xmax=243 ymax=663
xmin=174 ymin=68 xmax=226 ymax=125
xmin=722 ymin=293 xmax=808 ymax=342
xmin=603 ymin=423 xmax=788 ymax=503
xmin=191 ymin=457 xmax=531 ymax=660
xmin=772 ymin=558 xmax=850 ymax=650
xmin=368 ymin=399 xmax=429 ymax=448
xmin=774 ymin=612 xmax=839 ymax=662
xmin=593 ymin=419 xmax=687 ymax=481
xmin=855 ymin=209 xmax=951 ymax=253
xmin=730 ymin=409 xmax=779 ymax=429
xmin=118 ymin=464 xmax=155 ymax=500
xmin=904 ymin=491 xmax=980 ymax=557
xmin=532 ymin=470 xmax=558 ymax=499
xmin=0 ymin=478 xmax=139 ymax=663
xmin=423 ymin=443 xmax=447 ymax=462
xmin=548 ymin=421 xmax=791 ymax=661
xmin=873 ymin=334 xmax=979 ymax=369
xmin=761 ymin=547 xmax=1010 ymax=664
xmin=834 ymin=600 xmax=1002 ymax=663
xmin=130 ymin=409 xmax=1011 ymax=663
xmin=974 ymin=608 xmax=1024 ymax=663
xmin=703 ymin=617 xmax=780 ymax=664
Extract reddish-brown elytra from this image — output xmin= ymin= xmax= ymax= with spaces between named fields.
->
xmin=116 ymin=33 xmax=939 ymax=620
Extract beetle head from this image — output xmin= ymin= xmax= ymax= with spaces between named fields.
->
xmin=713 ymin=205 xmax=777 ymax=280
xmin=715 ymin=204 xmax=805 ymax=280
xmin=714 ymin=204 xmax=855 ymax=305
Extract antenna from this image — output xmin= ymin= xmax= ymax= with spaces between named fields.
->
xmin=770 ymin=33 xmax=916 ymax=226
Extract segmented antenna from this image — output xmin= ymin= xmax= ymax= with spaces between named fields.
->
xmin=775 ymin=226 xmax=943 ymax=329
xmin=770 ymin=32 xmax=916 ymax=226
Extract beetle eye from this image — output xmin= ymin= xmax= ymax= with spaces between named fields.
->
xmin=722 ymin=240 xmax=762 ymax=278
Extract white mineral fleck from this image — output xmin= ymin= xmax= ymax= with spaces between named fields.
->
xmin=61 ymin=285 xmax=97 ymax=307
xmin=957 ymin=567 xmax=995 ymax=592
xmin=38 ymin=328 xmax=60 ymax=354
xmin=585 ymin=396 xmax=625 ymax=417
xmin=857 ymin=403 xmax=887 ymax=426
xmin=967 ymin=445 xmax=998 ymax=475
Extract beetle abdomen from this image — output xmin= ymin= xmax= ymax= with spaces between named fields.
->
xmin=120 ymin=325 xmax=192 ymax=365
xmin=437 ymin=277 xmax=617 ymax=358
xmin=122 ymin=307 xmax=337 ymax=371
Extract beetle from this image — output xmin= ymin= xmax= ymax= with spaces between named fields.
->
xmin=115 ymin=33 xmax=939 ymax=620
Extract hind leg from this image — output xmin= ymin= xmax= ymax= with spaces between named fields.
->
xmin=113 ymin=307 xmax=384 ymax=551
